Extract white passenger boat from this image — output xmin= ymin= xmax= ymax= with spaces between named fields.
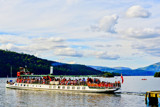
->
xmin=6 ymin=67 xmax=121 ymax=93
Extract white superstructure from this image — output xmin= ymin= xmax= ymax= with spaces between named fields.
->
xmin=6 ymin=82 xmax=120 ymax=93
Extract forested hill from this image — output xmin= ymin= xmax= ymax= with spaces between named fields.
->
xmin=0 ymin=50 xmax=102 ymax=77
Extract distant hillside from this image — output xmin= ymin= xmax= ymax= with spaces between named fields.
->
xmin=113 ymin=67 xmax=132 ymax=70
xmin=0 ymin=50 xmax=102 ymax=77
xmin=138 ymin=62 xmax=160 ymax=72
xmin=89 ymin=65 xmax=155 ymax=76
xmin=88 ymin=65 xmax=116 ymax=72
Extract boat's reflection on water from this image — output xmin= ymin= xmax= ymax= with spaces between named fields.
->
xmin=5 ymin=88 xmax=121 ymax=107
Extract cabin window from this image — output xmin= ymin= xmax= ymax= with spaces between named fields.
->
xmin=40 ymin=86 xmax=41 ymax=87
xmin=53 ymin=86 xmax=56 ymax=89
xmin=27 ymin=85 xmax=29 ymax=87
xmin=32 ymin=85 xmax=34 ymax=87
xmin=62 ymin=86 xmax=65 ymax=89
xmin=21 ymin=84 xmax=22 ymax=86
xmin=82 ymin=87 xmax=86 ymax=90
xmin=15 ymin=84 xmax=17 ymax=86
xmin=67 ymin=86 xmax=70 ymax=89
xmin=77 ymin=87 xmax=80 ymax=89
xmin=58 ymin=86 xmax=60 ymax=89
xmin=24 ymin=84 xmax=25 ymax=87
xmin=72 ymin=87 xmax=75 ymax=89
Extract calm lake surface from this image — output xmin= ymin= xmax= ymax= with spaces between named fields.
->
xmin=0 ymin=76 xmax=160 ymax=107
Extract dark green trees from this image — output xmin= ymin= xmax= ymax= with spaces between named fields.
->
xmin=0 ymin=49 xmax=102 ymax=77
xmin=154 ymin=72 xmax=160 ymax=77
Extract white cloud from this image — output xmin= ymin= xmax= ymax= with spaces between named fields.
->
xmin=0 ymin=35 xmax=85 ymax=58
xmin=54 ymin=48 xmax=83 ymax=57
xmin=0 ymin=35 xmax=16 ymax=44
xmin=132 ymin=42 xmax=160 ymax=57
xmin=30 ymin=38 xmax=67 ymax=52
xmin=131 ymin=35 xmax=160 ymax=57
xmin=126 ymin=5 xmax=151 ymax=18
xmin=0 ymin=35 xmax=69 ymax=55
xmin=0 ymin=0 xmax=76 ymax=33
xmin=95 ymin=51 xmax=120 ymax=60
xmin=91 ymin=15 xmax=119 ymax=33
xmin=0 ymin=35 xmax=30 ymax=44
xmin=0 ymin=43 xmax=18 ymax=51
xmin=66 ymin=0 xmax=79 ymax=5
xmin=121 ymin=28 xmax=160 ymax=39
xmin=35 ymin=37 xmax=65 ymax=42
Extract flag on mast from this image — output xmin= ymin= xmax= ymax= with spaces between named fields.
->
xmin=121 ymin=73 xmax=124 ymax=84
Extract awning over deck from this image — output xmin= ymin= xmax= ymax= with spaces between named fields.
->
xmin=20 ymin=74 xmax=99 ymax=78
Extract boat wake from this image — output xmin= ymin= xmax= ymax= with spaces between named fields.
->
xmin=115 ymin=91 xmax=145 ymax=96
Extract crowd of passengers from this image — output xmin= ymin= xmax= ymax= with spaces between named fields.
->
xmin=16 ymin=76 xmax=121 ymax=88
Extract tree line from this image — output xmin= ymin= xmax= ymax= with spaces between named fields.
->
xmin=154 ymin=72 xmax=160 ymax=77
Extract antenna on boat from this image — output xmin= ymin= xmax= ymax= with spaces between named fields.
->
xmin=7 ymin=75 xmax=8 ymax=81
xmin=50 ymin=66 xmax=53 ymax=74
xmin=25 ymin=65 xmax=28 ymax=72
xmin=10 ymin=66 xmax=12 ymax=78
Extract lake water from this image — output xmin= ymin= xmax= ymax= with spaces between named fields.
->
xmin=0 ymin=76 xmax=160 ymax=107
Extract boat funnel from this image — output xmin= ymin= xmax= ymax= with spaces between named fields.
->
xmin=50 ymin=66 xmax=53 ymax=74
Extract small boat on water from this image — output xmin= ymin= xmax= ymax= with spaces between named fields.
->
xmin=141 ymin=78 xmax=147 ymax=80
xmin=6 ymin=67 xmax=121 ymax=93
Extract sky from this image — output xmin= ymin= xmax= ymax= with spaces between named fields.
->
xmin=0 ymin=0 xmax=160 ymax=69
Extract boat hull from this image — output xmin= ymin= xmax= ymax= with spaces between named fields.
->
xmin=6 ymin=83 xmax=120 ymax=93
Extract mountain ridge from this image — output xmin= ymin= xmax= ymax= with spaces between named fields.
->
xmin=138 ymin=62 xmax=160 ymax=72
xmin=88 ymin=65 xmax=155 ymax=76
